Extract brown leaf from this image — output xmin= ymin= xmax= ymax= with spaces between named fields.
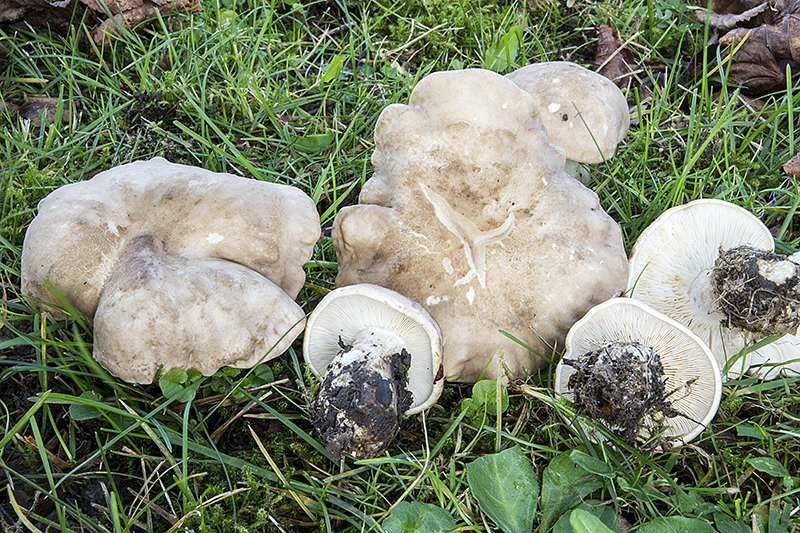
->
xmin=717 ymin=13 xmax=800 ymax=93
xmin=0 ymin=0 xmax=79 ymax=32
xmin=783 ymin=153 xmax=800 ymax=177
xmin=696 ymin=1 xmax=770 ymax=30
xmin=89 ymin=0 xmax=200 ymax=47
xmin=593 ymin=24 xmax=641 ymax=89
xmin=80 ymin=0 xmax=142 ymax=15
xmin=18 ymin=96 xmax=70 ymax=124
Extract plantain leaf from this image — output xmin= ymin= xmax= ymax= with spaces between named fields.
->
xmin=465 ymin=446 xmax=538 ymax=533
xmin=382 ymin=502 xmax=456 ymax=533
xmin=569 ymin=508 xmax=615 ymax=533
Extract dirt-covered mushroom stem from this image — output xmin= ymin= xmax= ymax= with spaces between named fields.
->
xmin=563 ymin=341 xmax=692 ymax=445
xmin=311 ymin=329 xmax=413 ymax=460
xmin=303 ymin=284 xmax=444 ymax=460
xmin=555 ymin=298 xmax=722 ymax=448
xmin=711 ymin=245 xmax=800 ymax=336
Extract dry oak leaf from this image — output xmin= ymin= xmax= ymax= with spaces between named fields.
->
xmin=784 ymin=153 xmax=800 ymax=177
xmin=717 ymin=11 xmax=800 ymax=94
xmin=86 ymin=0 xmax=200 ymax=46
xmin=593 ymin=23 xmax=641 ymax=89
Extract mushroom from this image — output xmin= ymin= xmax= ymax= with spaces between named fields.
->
xmin=747 ymin=333 xmax=800 ymax=379
xmin=626 ymin=199 xmax=781 ymax=375
xmin=505 ymin=61 xmax=630 ymax=183
xmin=21 ymin=157 xmax=320 ymax=383
xmin=332 ymin=68 xmax=629 ymax=383
xmin=303 ymin=284 xmax=444 ymax=460
xmin=555 ymin=298 xmax=722 ymax=447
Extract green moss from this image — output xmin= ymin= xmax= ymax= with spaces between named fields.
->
xmin=366 ymin=0 xmax=513 ymax=70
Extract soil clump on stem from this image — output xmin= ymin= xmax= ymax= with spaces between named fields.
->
xmin=712 ymin=245 xmax=800 ymax=336
xmin=563 ymin=341 xmax=694 ymax=445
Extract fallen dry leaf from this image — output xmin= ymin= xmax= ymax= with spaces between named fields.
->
xmin=718 ymin=12 xmax=800 ymax=94
xmin=700 ymin=0 xmax=800 ymax=95
xmin=783 ymin=153 xmax=800 ymax=177
xmin=18 ymin=96 xmax=71 ymax=124
xmin=88 ymin=0 xmax=200 ymax=47
xmin=0 ymin=0 xmax=201 ymax=48
xmin=593 ymin=23 xmax=641 ymax=89
xmin=696 ymin=1 xmax=771 ymax=30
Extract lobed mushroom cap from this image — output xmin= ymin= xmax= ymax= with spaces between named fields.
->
xmin=505 ymin=61 xmax=630 ymax=164
xmin=21 ymin=157 xmax=320 ymax=383
xmin=333 ymin=69 xmax=629 ymax=383
xmin=303 ymin=284 xmax=444 ymax=414
xmin=626 ymin=199 xmax=774 ymax=374
xmin=555 ymin=298 xmax=722 ymax=446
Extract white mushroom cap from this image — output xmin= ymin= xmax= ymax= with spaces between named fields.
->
xmin=303 ymin=284 xmax=444 ymax=414
xmin=627 ymin=199 xmax=774 ymax=373
xmin=21 ymin=157 xmax=320 ymax=383
xmin=555 ymin=298 xmax=722 ymax=446
xmin=749 ymin=334 xmax=800 ymax=379
xmin=505 ymin=61 xmax=630 ymax=164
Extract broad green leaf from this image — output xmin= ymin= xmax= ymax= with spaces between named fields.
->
xmin=466 ymin=446 xmax=538 ymax=533
xmin=568 ymin=450 xmax=614 ymax=477
xmin=293 ymin=131 xmax=334 ymax=153
xmin=636 ymin=516 xmax=716 ymax=533
xmin=68 ymin=391 xmax=103 ymax=421
xmin=159 ymin=367 xmax=197 ymax=402
xmin=748 ymin=457 xmax=791 ymax=478
xmin=254 ymin=364 xmax=274 ymax=383
xmin=471 ymin=379 xmax=509 ymax=414
xmin=483 ymin=26 xmax=523 ymax=72
xmin=713 ymin=512 xmax=750 ymax=533
xmin=553 ymin=503 xmax=618 ymax=533
xmin=321 ymin=54 xmax=346 ymax=85
xmin=539 ymin=452 xmax=604 ymax=532
xmin=569 ymin=508 xmax=615 ymax=533
xmin=672 ymin=489 xmax=703 ymax=513
xmin=382 ymin=502 xmax=456 ymax=533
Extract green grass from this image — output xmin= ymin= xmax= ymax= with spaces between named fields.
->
xmin=1 ymin=0 xmax=799 ymax=531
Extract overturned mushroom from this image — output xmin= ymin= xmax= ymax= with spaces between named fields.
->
xmin=626 ymin=199 xmax=781 ymax=374
xmin=21 ymin=157 xmax=320 ymax=383
xmin=303 ymin=284 xmax=444 ymax=460
xmin=505 ymin=61 xmax=630 ymax=183
xmin=555 ymin=298 xmax=722 ymax=447
xmin=333 ymin=69 xmax=629 ymax=383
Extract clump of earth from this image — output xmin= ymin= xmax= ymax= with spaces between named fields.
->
xmin=310 ymin=338 xmax=413 ymax=461
xmin=712 ymin=245 xmax=800 ymax=336
xmin=563 ymin=341 xmax=693 ymax=445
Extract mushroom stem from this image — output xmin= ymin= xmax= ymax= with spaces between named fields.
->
xmin=563 ymin=341 xmax=694 ymax=445
xmin=711 ymin=245 xmax=800 ymax=336
xmin=311 ymin=327 xmax=413 ymax=460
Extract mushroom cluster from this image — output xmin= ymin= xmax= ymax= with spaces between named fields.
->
xmin=332 ymin=68 xmax=629 ymax=383
xmin=21 ymin=157 xmax=320 ymax=383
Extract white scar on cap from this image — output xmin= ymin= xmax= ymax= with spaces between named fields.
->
xmin=420 ymin=182 xmax=514 ymax=289
xmin=206 ymin=232 xmax=224 ymax=244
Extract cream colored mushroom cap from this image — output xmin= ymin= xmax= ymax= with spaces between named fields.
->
xmin=505 ymin=61 xmax=629 ymax=164
xmin=555 ymin=298 xmax=722 ymax=446
xmin=21 ymin=157 xmax=320 ymax=383
xmin=303 ymin=284 xmax=444 ymax=414
xmin=749 ymin=334 xmax=800 ymax=379
xmin=627 ymin=199 xmax=774 ymax=374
